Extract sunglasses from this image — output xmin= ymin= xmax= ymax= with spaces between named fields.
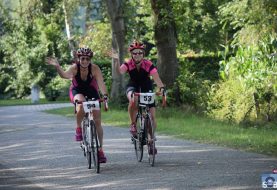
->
xmin=132 ymin=52 xmax=143 ymax=55
xmin=80 ymin=57 xmax=90 ymax=61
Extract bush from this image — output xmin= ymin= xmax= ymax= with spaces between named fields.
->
xmin=175 ymin=55 xmax=220 ymax=111
xmin=207 ymin=79 xmax=256 ymax=123
xmin=95 ymin=59 xmax=112 ymax=94
xmin=43 ymin=77 xmax=70 ymax=101
xmin=209 ymin=36 xmax=277 ymax=124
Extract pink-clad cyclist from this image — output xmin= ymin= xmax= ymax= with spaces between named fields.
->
xmin=46 ymin=47 xmax=108 ymax=163
xmin=112 ymin=40 xmax=166 ymax=155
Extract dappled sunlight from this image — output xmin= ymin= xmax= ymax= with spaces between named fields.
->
xmin=3 ymin=166 xmax=39 ymax=171
xmin=158 ymin=147 xmax=222 ymax=153
xmin=79 ymin=178 xmax=149 ymax=189
xmin=1 ymin=104 xmax=276 ymax=189
xmin=105 ymin=138 xmax=131 ymax=143
xmin=201 ymin=186 xmax=256 ymax=190
xmin=0 ymin=142 xmax=30 ymax=151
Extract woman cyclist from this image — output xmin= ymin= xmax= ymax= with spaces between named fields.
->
xmin=112 ymin=40 xmax=166 ymax=154
xmin=46 ymin=47 xmax=108 ymax=163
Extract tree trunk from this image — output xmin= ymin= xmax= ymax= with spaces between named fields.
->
xmin=150 ymin=0 xmax=179 ymax=88
xmin=105 ymin=0 xmax=126 ymax=99
xmin=62 ymin=0 xmax=75 ymax=51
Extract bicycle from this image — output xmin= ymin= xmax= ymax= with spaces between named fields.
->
xmin=131 ymin=91 xmax=166 ymax=166
xmin=75 ymin=98 xmax=108 ymax=173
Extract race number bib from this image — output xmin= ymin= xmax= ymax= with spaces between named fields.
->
xmin=83 ymin=101 xmax=100 ymax=113
xmin=139 ymin=93 xmax=155 ymax=105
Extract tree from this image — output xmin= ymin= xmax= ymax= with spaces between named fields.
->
xmin=105 ymin=0 xmax=126 ymax=99
xmin=171 ymin=0 xmax=228 ymax=53
xmin=0 ymin=0 xmax=70 ymax=99
xmin=150 ymin=0 xmax=178 ymax=88
xmin=218 ymin=0 xmax=277 ymax=47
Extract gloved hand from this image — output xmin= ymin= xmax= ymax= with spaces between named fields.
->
xmin=160 ymin=87 xmax=166 ymax=95
xmin=103 ymin=94 xmax=109 ymax=102
xmin=103 ymin=94 xmax=109 ymax=111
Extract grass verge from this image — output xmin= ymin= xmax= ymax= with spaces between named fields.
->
xmin=45 ymin=104 xmax=277 ymax=157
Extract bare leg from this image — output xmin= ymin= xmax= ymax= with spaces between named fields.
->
xmin=127 ymin=91 xmax=138 ymax=124
xmin=149 ymin=107 xmax=157 ymax=129
xmin=74 ymin=94 xmax=86 ymax=128
xmin=148 ymin=107 xmax=156 ymax=142
xmin=93 ymin=110 xmax=103 ymax=148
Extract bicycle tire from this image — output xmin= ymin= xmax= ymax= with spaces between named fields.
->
xmin=147 ymin=116 xmax=155 ymax=166
xmin=90 ymin=120 xmax=100 ymax=173
xmin=86 ymin=119 xmax=92 ymax=169
xmin=134 ymin=113 xmax=144 ymax=162
xmin=81 ymin=118 xmax=88 ymax=157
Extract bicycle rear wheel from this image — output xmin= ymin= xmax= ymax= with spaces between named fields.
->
xmin=147 ymin=116 xmax=155 ymax=166
xmin=134 ymin=114 xmax=144 ymax=162
xmin=90 ymin=120 xmax=100 ymax=173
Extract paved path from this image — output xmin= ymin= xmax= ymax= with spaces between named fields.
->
xmin=0 ymin=104 xmax=276 ymax=190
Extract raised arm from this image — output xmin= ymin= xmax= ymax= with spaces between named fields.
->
xmin=108 ymin=50 xmax=126 ymax=75
xmin=45 ymin=57 xmax=74 ymax=79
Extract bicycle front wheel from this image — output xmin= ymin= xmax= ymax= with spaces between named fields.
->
xmin=147 ymin=116 xmax=155 ymax=167
xmin=85 ymin=121 xmax=92 ymax=169
xmin=134 ymin=114 xmax=144 ymax=162
xmin=90 ymin=120 xmax=100 ymax=173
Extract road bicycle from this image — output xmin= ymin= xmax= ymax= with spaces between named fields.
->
xmin=132 ymin=91 xmax=166 ymax=166
xmin=75 ymin=98 xmax=108 ymax=173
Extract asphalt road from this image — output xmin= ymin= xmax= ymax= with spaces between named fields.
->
xmin=0 ymin=104 xmax=276 ymax=190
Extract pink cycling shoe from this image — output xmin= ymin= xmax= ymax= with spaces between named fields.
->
xmin=98 ymin=149 xmax=107 ymax=163
xmin=75 ymin=127 xmax=83 ymax=141
xmin=129 ymin=123 xmax=137 ymax=136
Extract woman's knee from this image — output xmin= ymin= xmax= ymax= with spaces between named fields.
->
xmin=76 ymin=104 xmax=84 ymax=114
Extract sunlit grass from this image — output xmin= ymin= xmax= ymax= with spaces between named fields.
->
xmin=44 ymin=103 xmax=277 ymax=157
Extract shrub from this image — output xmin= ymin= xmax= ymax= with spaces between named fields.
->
xmin=209 ymin=35 xmax=277 ymax=124
xmin=175 ymin=55 xmax=220 ymax=111
xmin=207 ymin=79 xmax=256 ymax=123
xmin=43 ymin=77 xmax=70 ymax=101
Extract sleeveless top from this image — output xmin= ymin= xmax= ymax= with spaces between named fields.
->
xmin=71 ymin=64 xmax=98 ymax=91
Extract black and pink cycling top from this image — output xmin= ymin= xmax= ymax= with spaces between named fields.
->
xmin=69 ymin=64 xmax=99 ymax=102
xmin=72 ymin=64 xmax=98 ymax=89
xmin=120 ymin=59 xmax=157 ymax=89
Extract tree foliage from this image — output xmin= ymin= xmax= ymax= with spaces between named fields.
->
xmin=0 ymin=0 xmax=70 ymax=99
xmin=0 ymin=0 xmax=276 ymax=125
xmin=218 ymin=0 xmax=277 ymax=47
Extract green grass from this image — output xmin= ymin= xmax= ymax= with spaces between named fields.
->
xmin=0 ymin=99 xmax=67 ymax=106
xmin=45 ymin=105 xmax=277 ymax=157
